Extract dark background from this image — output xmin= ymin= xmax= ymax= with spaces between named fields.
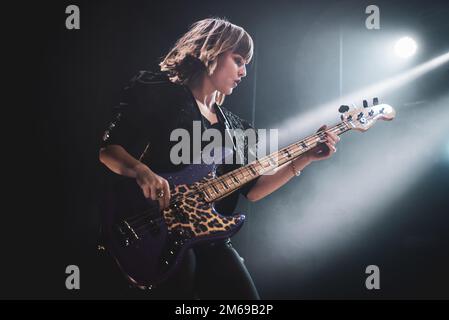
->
xmin=3 ymin=0 xmax=448 ymax=299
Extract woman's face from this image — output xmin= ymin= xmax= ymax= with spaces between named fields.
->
xmin=209 ymin=50 xmax=247 ymax=95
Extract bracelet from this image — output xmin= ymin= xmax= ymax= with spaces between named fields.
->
xmin=290 ymin=161 xmax=301 ymax=177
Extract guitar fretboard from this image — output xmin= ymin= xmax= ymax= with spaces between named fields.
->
xmin=199 ymin=121 xmax=352 ymax=201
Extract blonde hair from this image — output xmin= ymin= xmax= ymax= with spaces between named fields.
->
xmin=160 ymin=18 xmax=254 ymax=106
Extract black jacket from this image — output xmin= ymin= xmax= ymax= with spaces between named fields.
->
xmin=101 ymin=71 xmax=259 ymax=214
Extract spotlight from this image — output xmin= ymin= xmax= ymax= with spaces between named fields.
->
xmin=394 ymin=37 xmax=417 ymax=58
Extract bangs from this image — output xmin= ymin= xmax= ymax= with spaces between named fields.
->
xmin=232 ymin=29 xmax=254 ymax=63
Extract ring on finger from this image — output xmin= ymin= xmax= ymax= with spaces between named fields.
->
xmin=156 ymin=188 xmax=165 ymax=198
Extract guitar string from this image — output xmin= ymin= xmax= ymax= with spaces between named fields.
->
xmin=125 ymin=122 xmax=353 ymax=235
xmin=126 ymin=122 xmax=350 ymax=224
xmin=125 ymin=122 xmax=352 ymax=235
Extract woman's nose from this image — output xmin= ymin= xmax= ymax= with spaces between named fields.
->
xmin=239 ymin=65 xmax=247 ymax=78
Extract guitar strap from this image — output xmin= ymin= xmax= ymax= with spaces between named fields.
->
xmin=215 ymin=104 xmax=246 ymax=165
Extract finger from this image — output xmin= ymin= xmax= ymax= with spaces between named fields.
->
xmin=332 ymin=132 xmax=340 ymax=142
xmin=163 ymin=180 xmax=171 ymax=209
xmin=159 ymin=182 xmax=168 ymax=210
xmin=326 ymin=141 xmax=337 ymax=153
xmin=158 ymin=181 xmax=168 ymax=210
xmin=327 ymin=131 xmax=340 ymax=143
xmin=153 ymin=184 xmax=165 ymax=209
xmin=317 ymin=124 xmax=327 ymax=133
xmin=149 ymin=186 xmax=158 ymax=201
xmin=156 ymin=190 xmax=164 ymax=210
xmin=142 ymin=185 xmax=150 ymax=199
xmin=324 ymin=133 xmax=333 ymax=144
xmin=325 ymin=132 xmax=337 ymax=145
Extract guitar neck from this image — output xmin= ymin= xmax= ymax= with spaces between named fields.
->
xmin=200 ymin=120 xmax=352 ymax=202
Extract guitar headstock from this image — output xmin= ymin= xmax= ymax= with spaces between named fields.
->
xmin=339 ymin=98 xmax=396 ymax=132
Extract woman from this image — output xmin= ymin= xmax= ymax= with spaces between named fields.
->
xmin=99 ymin=18 xmax=339 ymax=299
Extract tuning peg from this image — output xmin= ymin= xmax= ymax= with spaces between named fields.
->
xmin=363 ymin=100 xmax=368 ymax=108
xmin=338 ymin=105 xmax=349 ymax=113
xmin=373 ymin=97 xmax=379 ymax=105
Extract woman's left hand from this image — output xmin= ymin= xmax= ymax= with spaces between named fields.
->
xmin=304 ymin=124 xmax=340 ymax=162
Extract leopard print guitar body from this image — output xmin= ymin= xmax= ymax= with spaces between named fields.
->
xmin=101 ymin=162 xmax=245 ymax=289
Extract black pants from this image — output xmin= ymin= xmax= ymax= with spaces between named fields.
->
xmin=97 ymin=239 xmax=260 ymax=300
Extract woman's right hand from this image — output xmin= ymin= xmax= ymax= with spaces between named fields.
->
xmin=134 ymin=163 xmax=171 ymax=210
